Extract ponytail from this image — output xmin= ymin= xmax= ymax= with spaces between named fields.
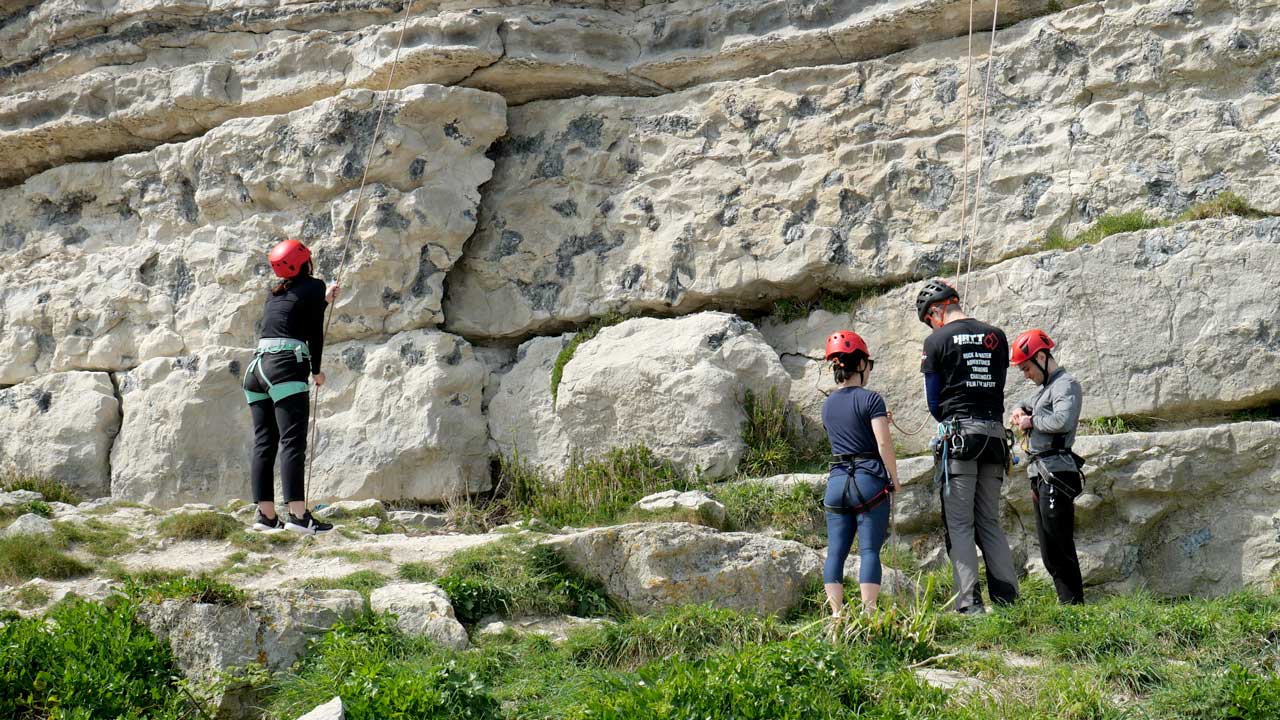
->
xmin=832 ymin=351 xmax=872 ymax=385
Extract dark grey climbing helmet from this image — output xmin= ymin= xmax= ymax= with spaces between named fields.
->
xmin=915 ymin=278 xmax=959 ymax=326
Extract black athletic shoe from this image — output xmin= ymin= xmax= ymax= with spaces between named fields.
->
xmin=956 ymin=604 xmax=987 ymax=616
xmin=286 ymin=510 xmax=333 ymax=535
xmin=252 ymin=510 xmax=285 ymax=532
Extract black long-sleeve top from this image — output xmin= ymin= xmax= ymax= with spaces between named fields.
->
xmin=259 ymin=276 xmax=328 ymax=374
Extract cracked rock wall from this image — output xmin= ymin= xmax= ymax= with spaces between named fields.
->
xmin=4 ymin=0 xmax=1280 ymax=597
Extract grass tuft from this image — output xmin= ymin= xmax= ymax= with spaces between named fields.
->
xmin=124 ymin=573 xmax=247 ymax=606
xmin=157 ymin=511 xmax=240 ymax=541
xmin=0 ymin=536 xmax=90 ymax=584
xmin=0 ymin=470 xmax=82 ymax=505
xmin=1080 ymin=414 xmax=1158 ymax=435
xmin=737 ymin=387 xmax=827 ymax=478
xmin=53 ymin=519 xmax=137 ymax=557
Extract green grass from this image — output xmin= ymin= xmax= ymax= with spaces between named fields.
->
xmin=436 ymin=538 xmax=612 ymax=625
xmin=398 ymin=561 xmax=439 ymax=583
xmin=769 ymin=285 xmax=893 ymax=323
xmin=1080 ymin=414 xmax=1158 ymax=435
xmin=0 ymin=471 xmax=81 ymax=505
xmin=300 ymin=570 xmax=393 ymax=599
xmin=53 ymin=519 xmax=137 ymax=557
xmin=0 ymin=597 xmax=200 ymax=719
xmin=1176 ymin=191 xmax=1273 ymax=222
xmin=499 ymin=446 xmax=695 ymax=530
xmin=123 ymin=573 xmax=248 ymax=606
xmin=229 ymin=528 xmax=298 ymax=552
xmin=1008 ymin=193 xmax=1272 ymax=264
xmin=311 ymin=548 xmax=392 ymax=563
xmin=737 ymin=387 xmax=827 ymax=478
xmin=715 ymin=481 xmax=824 ymax=547
xmin=550 ymin=311 xmax=628 ymax=404
xmin=157 ymin=511 xmax=241 ymax=541
xmin=7 ymin=577 xmax=1280 ymax=720
xmin=14 ymin=584 xmax=51 ymax=608
xmin=0 ymin=535 xmax=90 ymax=584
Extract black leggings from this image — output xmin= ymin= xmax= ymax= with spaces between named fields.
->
xmin=249 ymin=393 xmax=310 ymax=504
xmin=1032 ymin=471 xmax=1084 ymax=604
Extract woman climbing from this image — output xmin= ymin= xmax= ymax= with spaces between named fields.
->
xmin=821 ymin=330 xmax=900 ymax=619
xmin=242 ymin=239 xmax=339 ymax=535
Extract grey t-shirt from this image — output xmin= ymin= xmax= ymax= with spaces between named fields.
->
xmin=1019 ymin=368 xmax=1083 ymax=478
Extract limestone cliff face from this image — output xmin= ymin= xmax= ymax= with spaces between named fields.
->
xmin=1 ymin=0 xmax=1277 ymax=594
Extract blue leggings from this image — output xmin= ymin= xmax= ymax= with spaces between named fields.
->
xmin=823 ymin=469 xmax=891 ymax=584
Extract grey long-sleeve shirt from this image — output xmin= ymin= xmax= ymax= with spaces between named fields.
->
xmin=1018 ymin=368 xmax=1084 ymax=478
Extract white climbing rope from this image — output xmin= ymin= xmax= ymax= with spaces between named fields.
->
xmin=306 ymin=0 xmax=419 ymax=507
xmin=961 ymin=0 xmax=1002 ymax=303
xmin=895 ymin=0 xmax=1001 ymax=438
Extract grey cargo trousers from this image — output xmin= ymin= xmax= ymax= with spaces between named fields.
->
xmin=939 ymin=458 xmax=1020 ymax=611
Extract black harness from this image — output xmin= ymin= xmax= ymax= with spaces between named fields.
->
xmin=823 ymin=453 xmax=893 ymax=515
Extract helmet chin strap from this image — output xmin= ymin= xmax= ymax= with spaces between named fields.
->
xmin=1033 ymin=351 xmax=1050 ymax=385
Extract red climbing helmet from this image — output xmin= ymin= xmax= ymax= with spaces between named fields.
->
xmin=1010 ymin=329 xmax=1055 ymax=365
xmin=825 ymin=330 xmax=870 ymax=361
xmin=269 ymin=239 xmax=311 ymax=278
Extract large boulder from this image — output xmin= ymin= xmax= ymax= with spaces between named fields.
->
xmin=369 ymin=582 xmax=469 ymax=650
xmin=138 ymin=589 xmax=363 ymax=719
xmin=445 ymin=0 xmax=1280 ymax=340
xmin=111 ymin=330 xmax=489 ymax=508
xmin=0 ymin=83 xmax=505 ymax=384
xmin=0 ymin=371 xmax=119 ymax=497
xmin=489 ymin=312 xmax=790 ymax=478
xmin=546 ymin=522 xmax=823 ymax=615
xmin=0 ymin=0 xmax=1082 ymax=185
xmin=761 ymin=217 xmax=1280 ymax=452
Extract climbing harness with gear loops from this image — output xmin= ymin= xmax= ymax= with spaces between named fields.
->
xmin=243 ymin=338 xmax=311 ymax=404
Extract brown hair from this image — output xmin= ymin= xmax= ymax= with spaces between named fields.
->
xmin=832 ymin=351 xmax=873 ymax=385
xmin=271 ymin=261 xmax=312 ymax=296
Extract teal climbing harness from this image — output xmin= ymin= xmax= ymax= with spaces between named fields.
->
xmin=243 ymin=337 xmax=311 ymax=404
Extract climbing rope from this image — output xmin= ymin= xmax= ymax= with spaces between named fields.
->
xmin=954 ymin=0 xmax=978 ymax=293
xmin=896 ymin=0 xmax=1001 ymax=439
xmin=305 ymin=0 xmax=419 ymax=508
xmin=961 ymin=0 xmax=1002 ymax=302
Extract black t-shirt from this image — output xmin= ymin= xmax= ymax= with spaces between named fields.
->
xmin=920 ymin=318 xmax=1008 ymax=422
xmin=821 ymin=386 xmax=888 ymax=474
xmin=260 ymin=276 xmax=328 ymax=374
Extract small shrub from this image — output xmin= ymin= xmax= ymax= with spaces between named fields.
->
xmin=436 ymin=539 xmax=611 ymax=625
xmin=0 ymin=597 xmax=196 ymax=719
xmin=268 ymin=613 xmax=499 ymax=720
xmin=157 ymin=511 xmax=240 ymax=541
xmin=769 ymin=286 xmax=892 ymax=324
xmin=0 ymin=471 xmax=81 ymax=505
xmin=737 ymin=388 xmax=827 ymax=477
xmin=0 ymin=536 xmax=90 ymax=583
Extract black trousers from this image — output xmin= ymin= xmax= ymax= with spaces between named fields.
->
xmin=249 ymin=393 xmax=310 ymax=504
xmin=1032 ymin=471 xmax=1084 ymax=604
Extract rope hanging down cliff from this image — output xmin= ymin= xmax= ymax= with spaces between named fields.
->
xmin=892 ymin=0 xmax=1001 ymax=439
xmin=305 ymin=0 xmax=420 ymax=505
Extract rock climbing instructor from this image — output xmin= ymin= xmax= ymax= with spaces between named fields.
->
xmin=242 ymin=238 xmax=339 ymax=535
xmin=916 ymin=279 xmax=1019 ymax=613
xmin=820 ymin=330 xmax=900 ymax=620
xmin=1010 ymin=329 xmax=1086 ymax=605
